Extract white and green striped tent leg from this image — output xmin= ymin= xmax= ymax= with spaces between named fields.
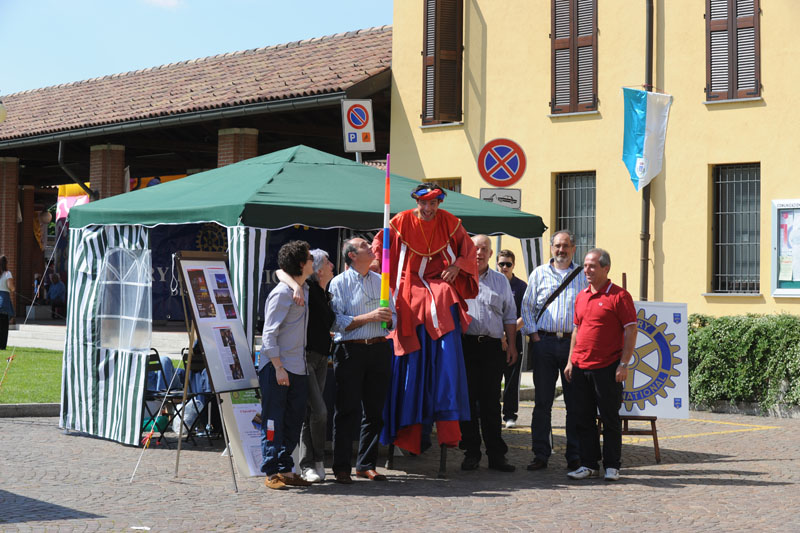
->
xmin=520 ymin=237 xmax=544 ymax=278
xmin=227 ymin=226 xmax=269 ymax=349
xmin=59 ymin=225 xmax=150 ymax=445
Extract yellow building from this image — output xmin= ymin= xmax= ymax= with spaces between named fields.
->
xmin=389 ymin=0 xmax=800 ymax=315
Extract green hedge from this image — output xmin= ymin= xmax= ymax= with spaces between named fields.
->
xmin=688 ymin=313 xmax=800 ymax=408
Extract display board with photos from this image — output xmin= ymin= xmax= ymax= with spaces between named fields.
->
xmin=773 ymin=199 xmax=800 ymax=295
xmin=177 ymin=252 xmax=259 ymax=393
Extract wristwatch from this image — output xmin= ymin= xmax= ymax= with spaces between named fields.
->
xmin=618 ymin=362 xmax=629 ymax=368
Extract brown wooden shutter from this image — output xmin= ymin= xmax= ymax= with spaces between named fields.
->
xmin=706 ymin=0 xmax=760 ymax=100
xmin=575 ymin=0 xmax=597 ymax=112
xmin=421 ymin=0 xmax=463 ymax=124
xmin=551 ymin=0 xmax=572 ymax=113
xmin=551 ymin=0 xmax=596 ymax=114
xmin=734 ymin=0 xmax=759 ymax=98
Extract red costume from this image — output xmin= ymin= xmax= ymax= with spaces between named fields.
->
xmin=373 ymin=207 xmax=478 ymax=453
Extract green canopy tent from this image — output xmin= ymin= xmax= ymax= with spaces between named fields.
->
xmin=61 ymin=145 xmax=547 ymax=445
xmin=69 ymin=144 xmax=545 ymax=236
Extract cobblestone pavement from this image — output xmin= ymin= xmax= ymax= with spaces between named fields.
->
xmin=1 ymin=402 xmax=798 ymax=532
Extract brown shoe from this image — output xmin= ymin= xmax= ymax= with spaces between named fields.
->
xmin=356 ymin=469 xmax=387 ymax=481
xmin=265 ymin=474 xmax=287 ymax=490
xmin=334 ymin=471 xmax=354 ymax=484
xmin=276 ymin=472 xmax=312 ymax=487
xmin=527 ymin=458 xmax=548 ymax=471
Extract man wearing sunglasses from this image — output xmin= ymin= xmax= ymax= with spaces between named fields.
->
xmin=496 ymin=250 xmax=527 ymax=429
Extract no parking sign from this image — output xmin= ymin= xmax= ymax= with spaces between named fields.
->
xmin=341 ymin=99 xmax=375 ymax=153
xmin=477 ymin=138 xmax=526 ymax=187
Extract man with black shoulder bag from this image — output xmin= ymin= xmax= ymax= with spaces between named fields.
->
xmin=520 ymin=230 xmax=587 ymax=472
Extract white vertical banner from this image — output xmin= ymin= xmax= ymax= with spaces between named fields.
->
xmin=622 ymin=301 xmax=689 ymax=419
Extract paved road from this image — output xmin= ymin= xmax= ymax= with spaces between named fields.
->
xmin=1 ymin=402 xmax=797 ymax=532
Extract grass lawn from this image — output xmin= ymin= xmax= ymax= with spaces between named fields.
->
xmin=0 ymin=347 xmax=63 ymax=404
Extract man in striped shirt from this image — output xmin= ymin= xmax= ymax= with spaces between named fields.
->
xmin=328 ymin=237 xmax=396 ymax=484
xmin=521 ymin=230 xmax=586 ymax=472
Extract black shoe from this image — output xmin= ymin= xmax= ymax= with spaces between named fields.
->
xmin=488 ymin=459 xmax=516 ymax=472
xmin=461 ymin=456 xmax=480 ymax=471
xmin=567 ymin=459 xmax=582 ymax=471
xmin=527 ymin=458 xmax=548 ymax=471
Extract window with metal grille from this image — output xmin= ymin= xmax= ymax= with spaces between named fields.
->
xmin=430 ymin=178 xmax=461 ymax=193
xmin=705 ymin=0 xmax=760 ymax=101
xmin=712 ymin=163 xmax=760 ymax=293
xmin=422 ymin=0 xmax=463 ymax=124
xmin=556 ymin=172 xmax=595 ymax=262
xmin=551 ymin=0 xmax=597 ymax=114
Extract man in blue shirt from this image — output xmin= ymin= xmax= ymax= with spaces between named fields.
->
xmin=259 ymin=240 xmax=315 ymax=490
xmin=47 ymin=273 xmax=67 ymax=319
xmin=521 ymin=230 xmax=587 ymax=472
xmin=329 ymin=237 xmax=396 ymax=484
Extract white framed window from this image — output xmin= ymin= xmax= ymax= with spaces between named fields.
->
xmin=98 ymin=248 xmax=152 ymax=351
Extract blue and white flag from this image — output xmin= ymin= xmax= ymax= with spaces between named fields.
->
xmin=622 ymin=88 xmax=673 ymax=191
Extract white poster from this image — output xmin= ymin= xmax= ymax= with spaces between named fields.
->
xmin=621 ymin=301 xmax=689 ymax=419
xmin=219 ymin=390 xmax=265 ymax=477
xmin=179 ymin=258 xmax=259 ymax=393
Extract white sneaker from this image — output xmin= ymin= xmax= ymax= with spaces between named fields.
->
xmin=567 ymin=466 xmax=600 ymax=480
xmin=504 ymin=419 xmax=517 ymax=429
xmin=604 ymin=467 xmax=620 ymax=481
xmin=314 ymin=461 xmax=326 ymax=482
xmin=302 ymin=467 xmax=321 ymax=483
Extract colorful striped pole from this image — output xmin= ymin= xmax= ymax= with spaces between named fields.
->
xmin=380 ymin=154 xmax=391 ymax=327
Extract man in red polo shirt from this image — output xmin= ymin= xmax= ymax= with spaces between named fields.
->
xmin=564 ymin=248 xmax=637 ymax=482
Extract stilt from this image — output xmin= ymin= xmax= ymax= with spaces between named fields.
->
xmin=386 ymin=443 xmax=395 ymax=469
xmin=437 ymin=443 xmax=447 ymax=478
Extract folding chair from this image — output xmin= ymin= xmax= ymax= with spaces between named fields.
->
xmin=141 ymin=348 xmax=196 ymax=448
xmin=178 ymin=347 xmax=215 ymax=445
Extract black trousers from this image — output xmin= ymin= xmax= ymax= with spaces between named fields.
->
xmin=460 ymin=335 xmax=508 ymax=463
xmin=332 ymin=341 xmax=391 ymax=473
xmin=0 ymin=314 xmax=8 ymax=350
xmin=502 ymin=332 xmax=523 ymax=421
xmin=572 ymin=361 xmax=623 ymax=470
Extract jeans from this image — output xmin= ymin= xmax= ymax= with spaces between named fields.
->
xmin=299 ymin=350 xmax=329 ymax=469
xmin=259 ymin=362 xmax=309 ymax=476
xmin=530 ymin=335 xmax=580 ymax=463
xmin=460 ymin=336 xmax=508 ymax=463
xmin=571 ymin=360 xmax=623 ymax=470
xmin=332 ymin=342 xmax=391 ymax=473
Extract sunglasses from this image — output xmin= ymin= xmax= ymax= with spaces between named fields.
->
xmin=497 ymin=262 xmax=513 ymax=268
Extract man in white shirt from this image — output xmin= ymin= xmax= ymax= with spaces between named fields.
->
xmin=460 ymin=235 xmax=518 ymax=472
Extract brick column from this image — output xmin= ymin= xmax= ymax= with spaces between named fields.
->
xmin=0 ymin=158 xmax=19 ymax=293
xmin=17 ymin=185 xmax=36 ymax=310
xmin=90 ymin=144 xmax=126 ymax=199
xmin=217 ymin=128 xmax=258 ymax=167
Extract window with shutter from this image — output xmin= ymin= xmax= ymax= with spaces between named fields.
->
xmin=706 ymin=0 xmax=760 ymax=101
xmin=422 ymin=0 xmax=464 ymax=124
xmin=551 ymin=0 xmax=597 ymax=114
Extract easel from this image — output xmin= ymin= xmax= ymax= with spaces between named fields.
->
xmin=173 ymin=251 xmax=261 ymax=492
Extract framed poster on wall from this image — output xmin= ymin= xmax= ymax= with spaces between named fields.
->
xmin=771 ymin=199 xmax=800 ymax=297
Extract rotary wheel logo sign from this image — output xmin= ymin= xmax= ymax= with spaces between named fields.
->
xmin=196 ymin=223 xmax=227 ymax=252
xmin=624 ymin=309 xmax=682 ymax=410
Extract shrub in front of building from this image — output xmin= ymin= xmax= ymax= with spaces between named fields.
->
xmin=688 ymin=313 xmax=800 ymax=409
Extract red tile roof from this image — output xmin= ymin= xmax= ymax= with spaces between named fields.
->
xmin=0 ymin=26 xmax=391 ymax=141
